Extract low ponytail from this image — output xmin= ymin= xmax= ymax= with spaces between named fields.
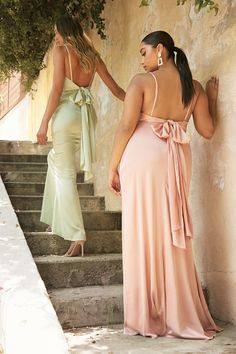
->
xmin=173 ymin=46 xmax=195 ymax=107
xmin=142 ymin=31 xmax=195 ymax=107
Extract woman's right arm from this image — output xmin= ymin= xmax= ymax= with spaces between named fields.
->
xmin=96 ymin=57 xmax=125 ymax=101
xmin=192 ymin=77 xmax=219 ymax=139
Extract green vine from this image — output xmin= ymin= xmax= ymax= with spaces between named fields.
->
xmin=140 ymin=0 xmax=219 ymax=13
xmin=0 ymin=0 xmax=219 ymax=91
xmin=177 ymin=0 xmax=219 ymax=14
xmin=139 ymin=0 xmax=150 ymax=6
xmin=0 ymin=0 xmax=109 ymax=91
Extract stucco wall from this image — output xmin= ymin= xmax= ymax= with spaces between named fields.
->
xmin=90 ymin=0 xmax=236 ymax=323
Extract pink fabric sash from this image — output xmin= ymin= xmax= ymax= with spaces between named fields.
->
xmin=140 ymin=114 xmax=193 ymax=249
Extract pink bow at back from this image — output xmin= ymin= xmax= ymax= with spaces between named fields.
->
xmin=152 ymin=120 xmax=193 ymax=249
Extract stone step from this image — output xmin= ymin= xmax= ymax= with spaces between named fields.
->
xmin=0 ymin=141 xmax=52 ymax=154
xmin=1 ymin=171 xmax=84 ymax=183
xmin=49 ymin=284 xmax=123 ymax=328
xmin=0 ymin=154 xmax=47 ymax=163
xmin=4 ymin=181 xmax=93 ymax=196
xmin=9 ymin=195 xmax=105 ymax=211
xmin=16 ymin=210 xmax=121 ymax=232
xmin=24 ymin=230 xmax=122 ymax=256
xmin=0 ymin=162 xmax=47 ymax=172
xmin=34 ymin=254 xmax=123 ymax=289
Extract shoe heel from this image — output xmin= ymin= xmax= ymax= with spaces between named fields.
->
xmin=81 ymin=242 xmax=84 ymax=257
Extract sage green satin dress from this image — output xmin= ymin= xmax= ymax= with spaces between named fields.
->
xmin=40 ymin=45 xmax=97 ymax=241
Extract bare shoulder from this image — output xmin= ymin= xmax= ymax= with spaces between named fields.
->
xmin=129 ymin=73 xmax=152 ymax=87
xmin=53 ymin=45 xmax=66 ymax=59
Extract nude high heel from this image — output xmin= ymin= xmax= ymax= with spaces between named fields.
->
xmin=80 ymin=241 xmax=84 ymax=257
xmin=65 ymin=240 xmax=85 ymax=257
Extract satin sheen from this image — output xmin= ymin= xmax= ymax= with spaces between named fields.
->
xmin=40 ymin=76 xmax=97 ymax=241
xmin=119 ymin=112 xmax=222 ymax=339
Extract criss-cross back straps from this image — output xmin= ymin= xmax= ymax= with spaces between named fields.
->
xmin=149 ymin=72 xmax=158 ymax=116
xmin=64 ymin=44 xmax=73 ymax=82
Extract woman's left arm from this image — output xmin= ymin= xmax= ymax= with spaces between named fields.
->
xmin=109 ymin=75 xmax=143 ymax=194
xmin=37 ymin=46 xmax=65 ymax=144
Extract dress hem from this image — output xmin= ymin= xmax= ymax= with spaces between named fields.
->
xmin=40 ymin=219 xmax=86 ymax=241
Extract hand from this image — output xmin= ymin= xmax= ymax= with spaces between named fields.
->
xmin=108 ymin=169 xmax=121 ymax=196
xmin=206 ymin=76 xmax=219 ymax=102
xmin=37 ymin=122 xmax=48 ymax=145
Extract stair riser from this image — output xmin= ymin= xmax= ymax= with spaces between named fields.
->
xmin=0 ymin=141 xmax=52 ymax=155
xmin=51 ymin=294 xmax=123 ymax=328
xmin=36 ymin=259 xmax=123 ymax=288
xmin=16 ymin=212 xmax=121 ymax=232
xmin=10 ymin=196 xmax=105 ymax=211
xmin=25 ymin=232 xmax=122 ymax=256
xmin=0 ymin=163 xmax=48 ymax=171
xmin=1 ymin=153 xmax=124 ymax=330
xmin=5 ymin=183 xmax=93 ymax=196
xmin=1 ymin=171 xmax=84 ymax=183
xmin=0 ymin=155 xmax=47 ymax=163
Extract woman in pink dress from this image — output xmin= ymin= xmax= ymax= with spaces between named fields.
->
xmin=109 ymin=31 xmax=222 ymax=339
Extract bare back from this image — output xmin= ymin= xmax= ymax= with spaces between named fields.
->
xmin=63 ymin=44 xmax=96 ymax=87
xmin=141 ymin=68 xmax=197 ymax=122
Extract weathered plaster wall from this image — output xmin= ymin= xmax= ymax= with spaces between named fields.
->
xmin=28 ymin=51 xmax=53 ymax=142
xmin=91 ymin=0 xmax=236 ymax=323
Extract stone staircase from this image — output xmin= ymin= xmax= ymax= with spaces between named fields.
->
xmin=0 ymin=153 xmax=123 ymax=329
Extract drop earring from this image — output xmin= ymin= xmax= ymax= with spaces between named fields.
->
xmin=157 ymin=52 xmax=163 ymax=66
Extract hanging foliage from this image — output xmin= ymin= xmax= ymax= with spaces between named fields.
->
xmin=139 ymin=0 xmax=218 ymax=13
xmin=0 ymin=0 xmax=219 ymax=91
xmin=177 ymin=0 xmax=219 ymax=14
xmin=0 ymin=0 xmax=109 ymax=90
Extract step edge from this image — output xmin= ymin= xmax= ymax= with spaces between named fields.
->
xmin=24 ymin=230 xmax=121 ymax=236
xmin=9 ymin=195 xmax=103 ymax=199
xmin=0 ymin=162 xmax=48 ymax=165
xmin=4 ymin=181 xmax=92 ymax=186
xmin=49 ymin=284 xmax=123 ymax=297
xmin=16 ymin=210 xmax=121 ymax=215
xmin=34 ymin=253 xmax=122 ymax=263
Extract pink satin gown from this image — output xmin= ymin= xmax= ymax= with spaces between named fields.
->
xmin=119 ymin=72 xmax=222 ymax=339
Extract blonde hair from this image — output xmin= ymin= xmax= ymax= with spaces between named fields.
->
xmin=56 ymin=14 xmax=100 ymax=73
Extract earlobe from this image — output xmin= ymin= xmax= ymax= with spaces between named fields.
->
xmin=156 ymin=43 xmax=164 ymax=54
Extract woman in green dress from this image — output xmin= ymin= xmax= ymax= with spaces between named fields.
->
xmin=37 ymin=14 xmax=125 ymax=256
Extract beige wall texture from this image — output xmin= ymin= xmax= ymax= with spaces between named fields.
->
xmin=90 ymin=0 xmax=236 ymax=324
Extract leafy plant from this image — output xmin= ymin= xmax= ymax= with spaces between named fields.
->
xmin=0 ymin=0 xmax=109 ymax=90
xmin=139 ymin=0 xmax=150 ymax=6
xmin=177 ymin=0 xmax=219 ymax=14
xmin=139 ymin=0 xmax=218 ymax=13
xmin=0 ymin=0 xmax=219 ymax=91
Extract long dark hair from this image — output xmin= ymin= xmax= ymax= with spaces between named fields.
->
xmin=142 ymin=31 xmax=194 ymax=107
xmin=56 ymin=14 xmax=99 ymax=72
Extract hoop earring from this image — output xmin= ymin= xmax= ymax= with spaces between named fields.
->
xmin=157 ymin=53 xmax=163 ymax=66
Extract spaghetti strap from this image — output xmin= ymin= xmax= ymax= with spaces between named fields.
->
xmin=184 ymin=102 xmax=192 ymax=121
xmin=149 ymin=72 xmax=158 ymax=116
xmin=64 ymin=44 xmax=73 ymax=82
xmin=88 ymin=65 xmax=96 ymax=88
